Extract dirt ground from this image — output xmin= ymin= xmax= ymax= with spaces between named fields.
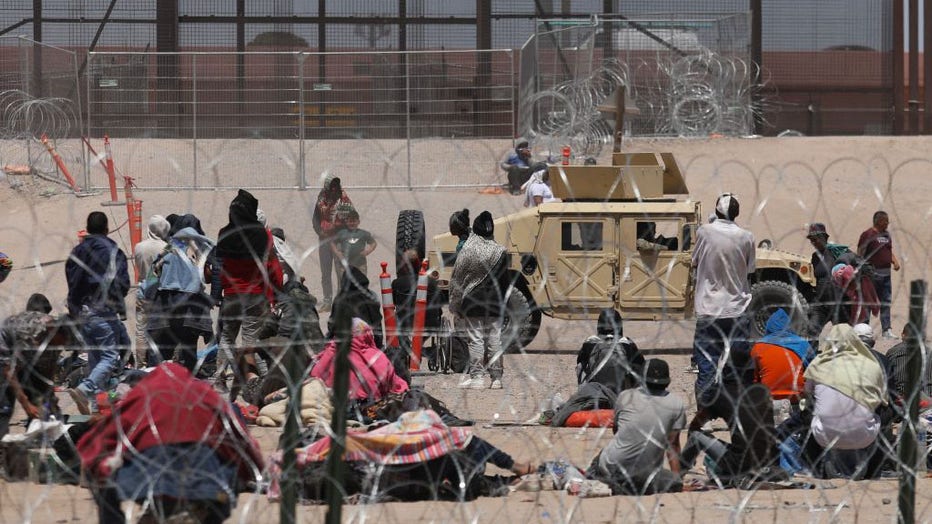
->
xmin=1 ymin=136 xmax=932 ymax=522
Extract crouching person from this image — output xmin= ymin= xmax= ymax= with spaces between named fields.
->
xmin=588 ymin=359 xmax=686 ymax=495
xmin=77 ymin=363 xmax=264 ymax=524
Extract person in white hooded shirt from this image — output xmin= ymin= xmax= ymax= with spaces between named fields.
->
xmin=132 ymin=215 xmax=171 ymax=368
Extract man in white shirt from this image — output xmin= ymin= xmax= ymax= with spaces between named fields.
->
xmin=691 ymin=193 xmax=755 ymax=405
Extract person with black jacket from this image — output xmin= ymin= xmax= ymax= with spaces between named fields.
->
xmin=449 ymin=211 xmax=510 ymax=390
xmin=805 ymin=223 xmax=859 ymax=345
xmin=327 ymin=266 xmax=384 ymax=349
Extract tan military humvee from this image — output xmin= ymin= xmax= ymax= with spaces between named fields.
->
xmin=419 ymin=152 xmax=815 ymax=350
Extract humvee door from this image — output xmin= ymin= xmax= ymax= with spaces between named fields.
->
xmin=536 ymin=216 xmax=617 ymax=310
xmin=618 ymin=216 xmax=692 ymax=318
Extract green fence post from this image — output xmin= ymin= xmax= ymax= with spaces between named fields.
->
xmin=898 ymin=280 xmax=927 ymax=524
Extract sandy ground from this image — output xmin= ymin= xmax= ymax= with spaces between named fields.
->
xmin=1 ymin=136 xmax=932 ymax=522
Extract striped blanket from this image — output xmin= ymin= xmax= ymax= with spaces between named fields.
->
xmin=267 ymin=410 xmax=472 ymax=500
xmin=298 ymin=409 xmax=472 ymax=466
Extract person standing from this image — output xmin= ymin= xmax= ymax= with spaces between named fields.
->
xmin=132 ymin=214 xmax=170 ymax=368
xmin=312 ymin=173 xmax=353 ymax=311
xmin=66 ymin=211 xmax=131 ymax=415
xmin=216 ymin=190 xmax=283 ymax=404
xmin=330 ymin=209 xmax=377 ymax=283
xmin=691 ymin=194 xmax=755 ymax=405
xmin=805 ymin=223 xmax=858 ymax=342
xmin=857 ymin=211 xmax=901 ymax=339
xmin=449 ymin=211 xmax=510 ymax=389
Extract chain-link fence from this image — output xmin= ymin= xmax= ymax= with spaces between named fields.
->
xmin=82 ymin=49 xmax=516 ymax=190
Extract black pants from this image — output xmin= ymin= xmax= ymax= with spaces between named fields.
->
xmin=150 ymin=321 xmax=200 ymax=372
xmin=506 ymin=166 xmax=531 ymax=192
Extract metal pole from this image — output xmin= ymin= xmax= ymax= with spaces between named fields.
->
xmin=325 ymin=297 xmax=352 ymax=524
xmin=278 ymin=335 xmax=305 ymax=524
xmin=77 ymin=50 xmax=88 ymax=188
xmin=898 ymin=280 xmax=928 ymax=524
xmin=909 ymin=0 xmax=920 ymax=134
xmin=405 ymin=51 xmax=412 ymax=189
xmin=298 ymin=53 xmax=306 ymax=189
xmin=192 ymin=54 xmax=198 ymax=188
xmin=894 ymin=0 xmax=906 ymax=134
xmin=750 ymin=0 xmax=763 ymax=135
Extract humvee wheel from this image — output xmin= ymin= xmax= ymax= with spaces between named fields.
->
xmin=502 ymin=287 xmax=542 ymax=351
xmin=396 ymin=210 xmax=426 ymax=273
xmin=747 ymin=280 xmax=809 ymax=339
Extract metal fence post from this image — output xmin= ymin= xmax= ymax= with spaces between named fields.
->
xmin=192 ymin=54 xmax=198 ymax=189
xmin=85 ymin=53 xmax=94 ymax=189
xmin=898 ymin=279 xmax=928 ymax=524
xmin=298 ymin=53 xmax=307 ymax=190
xmin=405 ymin=51 xmax=412 ymax=190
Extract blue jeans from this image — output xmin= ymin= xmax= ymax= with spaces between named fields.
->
xmin=871 ymin=273 xmax=892 ymax=331
xmin=692 ymin=315 xmax=750 ymax=405
xmin=79 ymin=311 xmax=129 ymax=395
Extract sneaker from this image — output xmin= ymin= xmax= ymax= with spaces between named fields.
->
xmin=489 ymin=378 xmax=503 ymax=389
xmin=319 ymin=298 xmax=332 ymax=313
xmin=458 ymin=376 xmax=486 ymax=389
xmin=685 ymin=365 xmax=699 ymax=374
xmin=882 ymin=329 xmax=899 ymax=340
xmin=68 ymin=387 xmax=91 ymax=415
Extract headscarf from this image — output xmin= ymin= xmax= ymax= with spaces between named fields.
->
xmin=146 ymin=215 xmax=171 ymax=242
xmin=472 ymin=210 xmax=494 ymax=239
xmin=312 ymin=318 xmax=407 ymax=401
xmin=448 ymin=228 xmax=507 ymax=316
xmin=596 ymin=308 xmax=623 ymax=337
xmin=804 ymin=324 xmax=887 ymax=411
xmin=758 ymin=308 xmax=813 ymax=366
xmin=168 ymin=214 xmax=204 ymax=236
xmin=217 ymin=189 xmax=268 ymax=258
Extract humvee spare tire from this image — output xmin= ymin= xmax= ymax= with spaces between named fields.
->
xmin=396 ymin=210 xmax=426 ymax=274
xmin=747 ymin=280 xmax=809 ymax=339
xmin=501 ymin=286 xmax=542 ymax=351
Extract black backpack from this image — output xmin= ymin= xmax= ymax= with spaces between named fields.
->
xmin=578 ymin=336 xmax=645 ymax=394
xmin=272 ymin=280 xmax=326 ymax=353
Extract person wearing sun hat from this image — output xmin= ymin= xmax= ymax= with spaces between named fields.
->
xmin=805 ymin=223 xmax=859 ymax=345
xmin=691 ymin=193 xmax=755 ymax=406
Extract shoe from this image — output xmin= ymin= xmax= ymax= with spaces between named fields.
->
xmin=489 ymin=378 xmax=503 ymax=389
xmin=242 ymin=376 xmax=262 ymax=406
xmin=68 ymin=388 xmax=91 ymax=415
xmin=458 ymin=376 xmax=486 ymax=389
xmin=882 ymin=329 xmax=899 ymax=340
xmin=685 ymin=365 xmax=699 ymax=374
xmin=319 ymin=298 xmax=332 ymax=312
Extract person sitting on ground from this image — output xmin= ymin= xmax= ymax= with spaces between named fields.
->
xmin=523 ymin=163 xmax=556 ymax=207
xmin=26 ymin=293 xmax=53 ymax=314
xmin=0 ymin=311 xmax=76 ymax=438
xmin=500 ymin=140 xmax=532 ymax=194
xmin=588 ymin=359 xmax=686 ymax=495
xmin=680 ymin=346 xmax=784 ymax=486
xmin=77 ymin=362 xmax=263 ymax=524
xmin=798 ymin=324 xmax=888 ymax=479
xmin=327 ymin=266 xmax=384 ymax=349
xmin=310 ymin=318 xmax=407 ymax=403
xmin=885 ymin=324 xmax=932 ymax=400
xmin=750 ymin=308 xmax=813 ymax=403
xmin=545 ymin=310 xmax=644 ymax=427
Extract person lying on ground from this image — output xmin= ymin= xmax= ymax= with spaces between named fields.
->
xmin=77 ymin=362 xmax=263 ymax=524
xmin=587 ymin=359 xmax=686 ymax=495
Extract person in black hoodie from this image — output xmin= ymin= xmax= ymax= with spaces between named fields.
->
xmin=65 ymin=211 xmax=131 ymax=415
xmin=327 ymin=266 xmax=383 ymax=349
xmin=216 ymin=190 xmax=283 ymax=404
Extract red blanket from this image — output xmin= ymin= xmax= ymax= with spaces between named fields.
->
xmin=77 ymin=363 xmax=264 ymax=482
